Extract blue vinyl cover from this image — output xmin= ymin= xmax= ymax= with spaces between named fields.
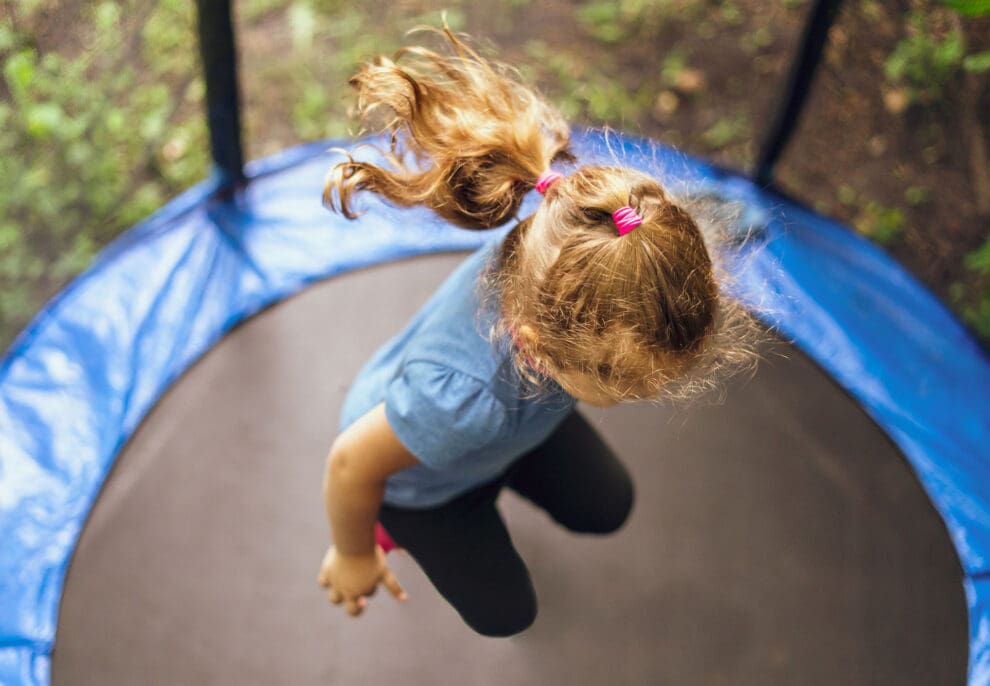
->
xmin=1 ymin=132 xmax=988 ymax=685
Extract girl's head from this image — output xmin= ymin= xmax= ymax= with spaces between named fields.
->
xmin=494 ymin=166 xmax=725 ymax=404
xmin=326 ymin=27 xmax=759 ymax=403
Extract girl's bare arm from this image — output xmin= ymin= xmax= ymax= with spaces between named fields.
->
xmin=319 ymin=402 xmax=420 ymax=615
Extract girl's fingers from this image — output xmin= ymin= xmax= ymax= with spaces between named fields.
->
xmin=345 ymin=597 xmax=367 ymax=617
xmin=329 ymin=588 xmax=343 ymax=605
xmin=382 ymin=571 xmax=408 ymax=601
xmin=317 ymin=568 xmax=330 ymax=588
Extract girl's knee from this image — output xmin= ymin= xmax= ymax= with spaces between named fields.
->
xmin=464 ymin=596 xmax=537 ymax=637
xmin=566 ymin=474 xmax=635 ymax=534
xmin=592 ymin=490 xmax=634 ymax=534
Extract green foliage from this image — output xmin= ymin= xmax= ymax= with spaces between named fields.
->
xmin=937 ymin=0 xmax=990 ymax=16
xmin=884 ymin=13 xmax=965 ymax=104
xmin=288 ymin=1 xmax=317 ymax=52
xmin=660 ymin=52 xmax=688 ymax=87
xmin=1 ymin=0 xmax=491 ymax=351
xmin=740 ymin=26 xmax=775 ymax=53
xmin=963 ymin=50 xmax=990 ymax=72
xmin=884 ymin=2 xmax=990 ymax=339
xmin=253 ymin=2 xmax=470 ymax=145
xmin=575 ymin=0 xmax=692 ymax=43
xmin=525 ymin=39 xmax=650 ymax=123
xmin=961 ymin=295 xmax=990 ymax=338
xmin=904 ymin=185 xmax=931 ymax=206
xmin=839 ymin=186 xmax=907 ymax=247
xmin=0 ymin=1 xmax=208 ymax=350
xmin=884 ymin=6 xmax=990 ymax=107
xmin=701 ymin=114 xmax=749 ymax=150
xmin=293 ymin=81 xmax=349 ymax=140
xmin=853 ymin=201 xmax=907 ymax=246
xmin=950 ymin=239 xmax=990 ymax=336
xmin=576 ymin=2 xmax=626 ymax=43
xmin=718 ymin=1 xmax=744 ymax=26
xmin=965 ymin=239 xmax=990 ymax=274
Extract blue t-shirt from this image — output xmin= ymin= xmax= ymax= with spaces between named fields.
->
xmin=339 ymin=238 xmax=575 ymax=509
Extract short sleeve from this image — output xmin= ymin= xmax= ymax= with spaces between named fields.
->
xmin=384 ymin=360 xmax=508 ymax=470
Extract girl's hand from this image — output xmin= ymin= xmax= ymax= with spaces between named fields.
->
xmin=317 ymin=545 xmax=407 ymax=616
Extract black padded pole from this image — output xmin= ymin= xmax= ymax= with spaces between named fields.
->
xmin=196 ymin=0 xmax=246 ymax=186
xmin=754 ymin=0 xmax=843 ymax=187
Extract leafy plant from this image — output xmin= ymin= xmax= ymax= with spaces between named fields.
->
xmin=885 ymin=2 xmax=990 ymax=106
xmin=838 ymin=186 xmax=908 ymax=247
xmin=937 ymin=0 xmax=990 ymax=16
xmin=575 ymin=0 xmax=697 ymax=43
xmin=0 ymin=1 xmax=207 ymax=350
xmin=853 ymin=201 xmax=907 ymax=246
xmin=576 ymin=2 xmax=627 ymax=43
xmin=524 ymin=39 xmax=651 ymax=123
xmin=884 ymin=12 xmax=965 ymax=105
xmin=701 ymin=113 xmax=750 ymax=150
xmin=963 ymin=50 xmax=990 ymax=73
xmin=950 ymin=238 xmax=990 ymax=337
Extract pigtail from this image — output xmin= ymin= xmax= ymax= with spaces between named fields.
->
xmin=324 ymin=26 xmax=572 ymax=230
xmin=496 ymin=164 xmax=762 ymax=403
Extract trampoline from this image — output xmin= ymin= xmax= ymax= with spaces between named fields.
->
xmin=2 ymin=2 xmax=989 ymax=684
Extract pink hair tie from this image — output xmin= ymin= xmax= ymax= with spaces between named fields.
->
xmin=535 ymin=170 xmax=564 ymax=194
xmin=375 ymin=522 xmax=398 ymax=553
xmin=612 ymin=206 xmax=643 ymax=236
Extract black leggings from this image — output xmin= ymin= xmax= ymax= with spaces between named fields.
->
xmin=378 ymin=411 xmax=634 ymax=637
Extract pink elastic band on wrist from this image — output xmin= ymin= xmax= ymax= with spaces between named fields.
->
xmin=375 ymin=521 xmax=398 ymax=553
xmin=535 ymin=170 xmax=564 ymax=194
xmin=612 ymin=206 xmax=643 ymax=236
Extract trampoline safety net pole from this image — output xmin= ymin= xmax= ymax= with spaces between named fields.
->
xmin=195 ymin=0 xmax=246 ymax=187
xmin=754 ymin=0 xmax=843 ymax=188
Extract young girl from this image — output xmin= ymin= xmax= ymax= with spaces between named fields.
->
xmin=317 ymin=27 xmax=756 ymax=637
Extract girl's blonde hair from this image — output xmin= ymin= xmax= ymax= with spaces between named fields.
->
xmin=326 ymin=26 xmax=761 ymax=403
xmin=325 ymin=26 xmax=571 ymax=229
